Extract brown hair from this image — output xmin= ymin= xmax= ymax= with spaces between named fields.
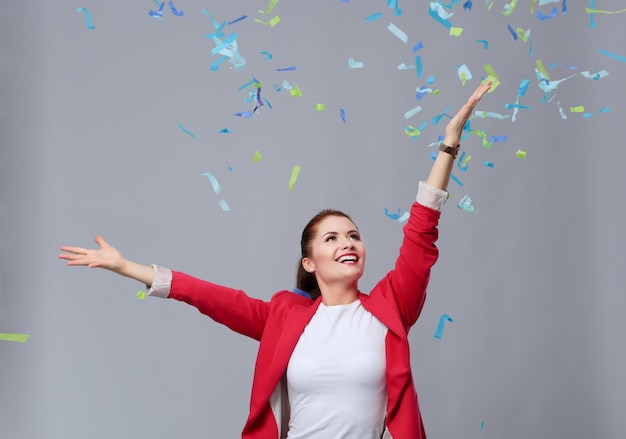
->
xmin=296 ymin=209 xmax=355 ymax=300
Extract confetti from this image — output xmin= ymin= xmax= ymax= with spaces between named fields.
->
xmin=585 ymin=7 xmax=626 ymax=14
xmin=463 ymin=0 xmax=473 ymax=10
xmin=218 ymin=128 xmax=232 ymax=133
xmin=434 ymin=314 xmax=454 ymax=339
xmin=0 ymin=333 xmax=30 ymax=343
xmin=536 ymin=6 xmax=558 ymax=20
xmin=228 ymin=15 xmax=247 ymax=25
xmin=340 ymin=108 xmax=347 ymax=123
xmin=450 ymin=174 xmax=464 ymax=187
xmin=276 ymin=66 xmax=296 ymax=71
xmin=387 ymin=23 xmax=408 ymax=43
xmin=288 ymin=166 xmax=302 ymax=190
xmin=258 ymin=0 xmax=280 ymax=14
xmin=253 ymin=150 xmax=262 ymax=162
xmin=503 ymin=0 xmax=519 ymax=15
xmin=219 ymin=200 xmax=231 ymax=211
xmin=201 ymin=172 xmax=222 ymax=194
xmin=255 ymin=15 xmax=281 ymax=27
xmin=458 ymin=151 xmax=472 ymax=171
xmin=482 ymin=64 xmax=501 ymax=91
xmin=348 ymin=58 xmax=364 ymax=68
xmin=404 ymin=105 xmax=422 ymax=119
xmin=484 ymin=161 xmax=495 ymax=168
xmin=178 ymin=124 xmax=195 ymax=139
xmin=149 ymin=2 xmax=165 ymax=18
xmin=365 ymin=12 xmax=382 ymax=22
xmin=515 ymin=149 xmax=527 ymax=158
xmin=476 ymin=39 xmax=489 ymax=49
xmin=449 ymin=27 xmax=463 ymax=37
xmin=168 ymin=0 xmax=184 ymax=16
xmin=290 ymin=85 xmax=302 ymax=97
xmin=415 ymin=56 xmax=423 ymax=78
xmin=413 ymin=41 xmax=424 ymax=52
xmin=137 ymin=291 xmax=147 ymax=300
xmin=384 ymin=207 xmax=402 ymax=220
xmin=260 ymin=50 xmax=273 ymax=60
xmin=76 ymin=7 xmax=96 ymax=29
xmin=315 ymin=103 xmax=325 ymax=111
xmin=598 ymin=48 xmax=626 ymax=63
xmin=569 ymin=105 xmax=585 ymax=113
xmin=457 ymin=64 xmax=473 ymax=85
xmin=580 ymin=69 xmax=608 ymax=79
xmin=457 ymin=194 xmax=475 ymax=212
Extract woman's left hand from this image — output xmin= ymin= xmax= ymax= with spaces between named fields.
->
xmin=443 ymin=81 xmax=492 ymax=146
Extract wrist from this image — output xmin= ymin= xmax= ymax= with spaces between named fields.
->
xmin=438 ymin=142 xmax=460 ymax=159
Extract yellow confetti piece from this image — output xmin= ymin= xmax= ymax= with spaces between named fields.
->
xmin=255 ymin=15 xmax=281 ymax=27
xmin=258 ymin=0 xmax=280 ymax=14
xmin=253 ymin=150 xmax=262 ymax=162
xmin=460 ymin=72 xmax=467 ymax=86
xmin=0 ymin=333 xmax=30 ymax=343
xmin=535 ymin=60 xmax=551 ymax=81
xmin=404 ymin=125 xmax=420 ymax=138
xmin=461 ymin=153 xmax=472 ymax=168
xmin=585 ymin=8 xmax=626 ymax=14
xmin=433 ymin=89 xmax=440 ymax=95
xmin=315 ymin=103 xmax=325 ymax=111
xmin=290 ymin=85 xmax=302 ymax=97
xmin=503 ymin=0 xmax=518 ymax=16
xmin=137 ymin=291 xmax=147 ymax=300
xmin=515 ymin=149 xmax=527 ymax=159
xmin=530 ymin=0 xmax=537 ymax=13
xmin=449 ymin=27 xmax=463 ymax=37
xmin=569 ymin=106 xmax=585 ymax=113
xmin=288 ymin=165 xmax=301 ymax=190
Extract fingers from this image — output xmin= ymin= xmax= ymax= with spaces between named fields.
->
xmin=94 ymin=235 xmax=109 ymax=248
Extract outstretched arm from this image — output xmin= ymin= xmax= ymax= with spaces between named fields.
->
xmin=426 ymin=82 xmax=491 ymax=191
xmin=59 ymin=236 xmax=154 ymax=286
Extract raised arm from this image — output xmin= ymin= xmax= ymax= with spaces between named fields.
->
xmin=426 ymin=82 xmax=491 ymax=190
xmin=59 ymin=236 xmax=154 ymax=286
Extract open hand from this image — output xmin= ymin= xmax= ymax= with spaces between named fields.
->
xmin=59 ymin=236 xmax=126 ymax=273
xmin=444 ymin=81 xmax=491 ymax=146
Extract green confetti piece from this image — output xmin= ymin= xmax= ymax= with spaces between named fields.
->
xmin=137 ymin=291 xmax=147 ymax=300
xmin=253 ymin=150 xmax=262 ymax=162
xmin=315 ymin=103 xmax=325 ymax=111
xmin=515 ymin=149 xmax=527 ymax=159
xmin=288 ymin=165 xmax=302 ymax=190
xmin=0 ymin=333 xmax=30 ymax=343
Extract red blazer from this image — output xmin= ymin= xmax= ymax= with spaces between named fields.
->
xmin=169 ymin=202 xmax=440 ymax=438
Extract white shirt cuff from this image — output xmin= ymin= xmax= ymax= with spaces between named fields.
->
xmin=416 ymin=181 xmax=449 ymax=212
xmin=147 ymin=264 xmax=172 ymax=298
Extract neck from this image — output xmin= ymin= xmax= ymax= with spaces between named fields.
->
xmin=318 ymin=281 xmax=359 ymax=306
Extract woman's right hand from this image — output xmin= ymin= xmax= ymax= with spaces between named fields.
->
xmin=59 ymin=236 xmax=127 ymax=274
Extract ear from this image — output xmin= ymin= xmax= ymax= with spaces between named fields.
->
xmin=301 ymin=257 xmax=314 ymax=273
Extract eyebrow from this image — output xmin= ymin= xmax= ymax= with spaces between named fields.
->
xmin=322 ymin=229 xmax=359 ymax=238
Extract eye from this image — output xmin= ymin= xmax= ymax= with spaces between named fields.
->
xmin=325 ymin=236 xmax=336 ymax=242
xmin=349 ymin=233 xmax=360 ymax=240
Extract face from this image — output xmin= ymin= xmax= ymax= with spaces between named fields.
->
xmin=302 ymin=215 xmax=366 ymax=289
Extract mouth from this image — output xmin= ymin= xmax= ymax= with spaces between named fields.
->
xmin=336 ymin=253 xmax=359 ymax=264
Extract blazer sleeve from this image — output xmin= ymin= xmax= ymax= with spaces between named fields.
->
xmin=385 ymin=201 xmax=440 ymax=329
xmin=169 ymin=271 xmax=271 ymax=341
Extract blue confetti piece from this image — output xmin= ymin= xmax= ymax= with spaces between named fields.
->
xmin=484 ymin=161 xmax=495 ymax=168
xmin=518 ymin=79 xmax=530 ymax=96
xmin=589 ymin=0 xmax=596 ymax=28
xmin=260 ymin=50 xmax=273 ymax=60
xmin=428 ymin=7 xmax=452 ymax=29
xmin=227 ymin=15 xmax=247 ymax=25
xmin=434 ymin=314 xmax=453 ymax=339
xmin=457 ymin=150 xmax=469 ymax=172
xmin=276 ymin=66 xmax=296 ymax=71
xmin=562 ymin=0 xmax=567 ymax=14
xmin=76 ymin=7 xmax=96 ymax=29
xmin=339 ymin=108 xmax=347 ymax=123
xmin=169 ymin=0 xmax=184 ymax=16
xmin=536 ymin=7 xmax=558 ymax=21
xmin=201 ymin=172 xmax=222 ymax=195
xmin=415 ymin=56 xmax=423 ymax=78
xmin=218 ymin=128 xmax=232 ymax=133
xmin=427 ymin=75 xmax=436 ymax=84
xmin=219 ymin=199 xmax=230 ymax=211
xmin=234 ymin=111 xmax=253 ymax=118
xmin=476 ymin=39 xmax=488 ymax=49
xmin=178 ymin=124 xmax=195 ymax=139
xmin=507 ymin=24 xmax=517 ymax=40
xmin=599 ymin=48 xmax=626 ymax=63
xmin=490 ymin=135 xmax=508 ymax=142
xmin=211 ymin=33 xmax=238 ymax=56
xmin=228 ymin=166 xmax=233 ymax=172
xmin=413 ymin=41 xmax=424 ymax=52
xmin=463 ymin=0 xmax=473 ymax=10
xmin=450 ymin=174 xmax=464 ymax=187
xmin=210 ymin=55 xmax=228 ymax=71
xmin=384 ymin=207 xmax=402 ymax=220
xmin=365 ymin=12 xmax=382 ymax=22
xmin=149 ymin=1 xmax=165 ymax=18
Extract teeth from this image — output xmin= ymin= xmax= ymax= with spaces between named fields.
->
xmin=338 ymin=255 xmax=357 ymax=263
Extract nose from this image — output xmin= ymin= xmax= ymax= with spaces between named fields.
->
xmin=341 ymin=237 xmax=354 ymax=249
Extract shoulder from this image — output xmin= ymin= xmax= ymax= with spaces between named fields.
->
xmin=270 ymin=290 xmax=315 ymax=306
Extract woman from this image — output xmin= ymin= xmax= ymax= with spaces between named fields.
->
xmin=59 ymin=83 xmax=491 ymax=438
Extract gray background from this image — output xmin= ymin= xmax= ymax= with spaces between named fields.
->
xmin=2 ymin=1 xmax=625 ymax=438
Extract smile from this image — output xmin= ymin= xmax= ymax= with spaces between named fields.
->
xmin=336 ymin=254 xmax=359 ymax=263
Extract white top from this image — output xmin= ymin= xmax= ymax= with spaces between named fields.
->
xmin=285 ymin=300 xmax=388 ymax=439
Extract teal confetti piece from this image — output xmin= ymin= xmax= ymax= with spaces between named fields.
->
xmin=598 ymin=48 xmax=626 ymax=63
xmin=178 ymin=124 xmax=195 ymax=138
xmin=365 ymin=12 xmax=382 ymax=21
xmin=476 ymin=39 xmax=488 ymax=49
xmin=434 ymin=314 xmax=453 ymax=339
xmin=76 ymin=7 xmax=96 ymax=29
xmin=201 ymin=172 xmax=221 ymax=194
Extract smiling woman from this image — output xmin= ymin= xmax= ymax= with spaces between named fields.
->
xmin=59 ymin=83 xmax=491 ymax=439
